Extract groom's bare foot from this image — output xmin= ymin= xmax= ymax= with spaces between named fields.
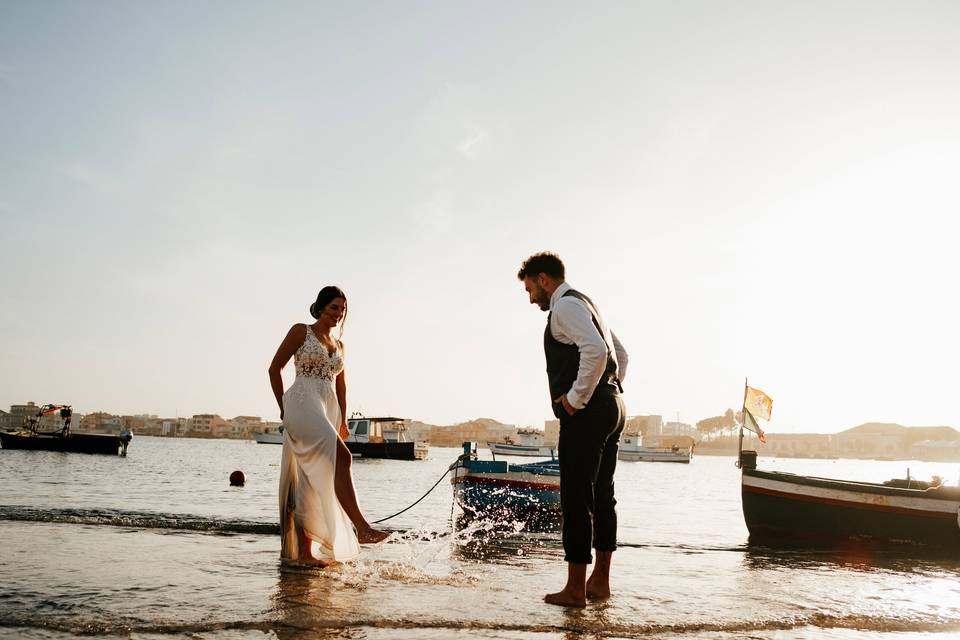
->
xmin=585 ymin=576 xmax=611 ymax=600
xmin=356 ymin=526 xmax=390 ymax=544
xmin=544 ymin=588 xmax=586 ymax=608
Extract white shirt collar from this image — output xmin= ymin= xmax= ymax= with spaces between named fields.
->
xmin=549 ymin=281 xmax=572 ymax=310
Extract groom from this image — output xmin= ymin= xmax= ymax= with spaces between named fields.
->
xmin=517 ymin=252 xmax=628 ymax=607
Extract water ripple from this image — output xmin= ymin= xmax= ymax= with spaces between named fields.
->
xmin=2 ymin=612 xmax=960 ymax=638
xmin=0 ymin=505 xmax=279 ymax=535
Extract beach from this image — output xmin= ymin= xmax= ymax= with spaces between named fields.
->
xmin=2 ymin=437 xmax=960 ymax=639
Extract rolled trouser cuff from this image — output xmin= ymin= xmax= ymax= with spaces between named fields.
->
xmin=563 ymin=553 xmax=593 ymax=564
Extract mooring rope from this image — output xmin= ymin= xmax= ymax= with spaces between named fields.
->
xmin=371 ymin=455 xmax=468 ymax=524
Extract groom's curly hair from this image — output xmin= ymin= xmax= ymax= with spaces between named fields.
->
xmin=517 ymin=252 xmax=565 ymax=281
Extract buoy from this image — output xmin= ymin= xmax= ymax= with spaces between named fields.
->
xmin=229 ymin=470 xmax=246 ymax=487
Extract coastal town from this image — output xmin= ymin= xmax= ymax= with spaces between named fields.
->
xmin=3 ymin=401 xmax=959 ymax=462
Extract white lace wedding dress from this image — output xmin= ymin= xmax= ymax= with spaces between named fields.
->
xmin=279 ymin=326 xmax=360 ymax=563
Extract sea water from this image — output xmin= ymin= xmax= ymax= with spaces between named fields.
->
xmin=2 ymin=437 xmax=960 ymax=639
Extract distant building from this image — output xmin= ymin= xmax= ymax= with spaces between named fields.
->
xmin=189 ymin=414 xmax=231 ymax=438
xmin=544 ymin=415 xmax=663 ymax=450
xmin=120 ymin=415 xmax=153 ymax=434
xmin=150 ymin=418 xmax=186 ymax=437
xmin=230 ymin=415 xmax=265 ymax=438
xmin=4 ymin=402 xmax=43 ymax=430
xmin=80 ymin=412 xmax=123 ymax=433
xmin=910 ymin=440 xmax=960 ymax=462
xmin=625 ymin=415 xmax=663 ymax=437
xmin=544 ymin=419 xmax=559 ymax=447
xmin=426 ymin=418 xmax=517 ymax=447
xmin=758 ymin=433 xmax=838 ymax=459
xmin=837 ymin=431 xmax=899 ymax=458
xmin=406 ymin=420 xmax=432 ymax=442
xmin=663 ymin=420 xmax=697 ymax=438
xmin=263 ymin=420 xmax=282 ymax=435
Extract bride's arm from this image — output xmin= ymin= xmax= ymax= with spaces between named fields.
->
xmin=335 ymin=341 xmax=348 ymax=437
xmin=268 ymin=324 xmax=306 ymax=419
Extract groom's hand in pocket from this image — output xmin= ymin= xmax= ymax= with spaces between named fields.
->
xmin=554 ymin=394 xmax=577 ymax=416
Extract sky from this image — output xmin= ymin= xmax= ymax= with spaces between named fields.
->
xmin=2 ymin=1 xmax=959 ymax=434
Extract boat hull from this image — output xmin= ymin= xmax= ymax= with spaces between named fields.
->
xmin=0 ymin=431 xmax=130 ymax=456
xmin=253 ymin=432 xmax=283 ymax=445
xmin=742 ymin=468 xmax=960 ymax=548
xmin=451 ymin=458 xmax=561 ymax=528
xmin=618 ymin=448 xmax=691 ymax=463
xmin=346 ymin=441 xmax=418 ymax=460
xmin=487 ymin=442 xmax=557 ymax=458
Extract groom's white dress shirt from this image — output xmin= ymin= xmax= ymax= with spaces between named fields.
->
xmin=548 ymin=282 xmax=629 ymax=410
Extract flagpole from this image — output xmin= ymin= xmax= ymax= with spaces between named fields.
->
xmin=737 ymin=378 xmax=748 ymax=468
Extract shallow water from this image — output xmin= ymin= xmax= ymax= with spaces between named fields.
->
xmin=2 ymin=437 xmax=960 ymax=639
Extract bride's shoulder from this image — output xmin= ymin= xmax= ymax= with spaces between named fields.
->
xmin=286 ymin=323 xmax=309 ymax=340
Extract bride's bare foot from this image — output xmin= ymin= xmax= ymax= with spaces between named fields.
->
xmin=356 ymin=526 xmax=390 ymax=544
xmin=297 ymin=531 xmax=329 ymax=565
xmin=289 ymin=539 xmax=329 ymax=569
xmin=544 ymin=587 xmax=586 ymax=608
xmin=291 ymin=555 xmax=329 ymax=568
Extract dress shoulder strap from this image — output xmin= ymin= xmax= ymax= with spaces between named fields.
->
xmin=299 ymin=323 xmax=315 ymax=347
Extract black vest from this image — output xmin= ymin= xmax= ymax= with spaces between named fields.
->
xmin=544 ymin=289 xmax=621 ymax=413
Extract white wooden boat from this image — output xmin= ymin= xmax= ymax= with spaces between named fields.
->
xmin=346 ymin=416 xmax=428 ymax=460
xmin=739 ymin=450 xmax=960 ymax=547
xmin=487 ymin=442 xmax=557 ymax=457
xmin=253 ymin=430 xmax=283 ymax=445
xmin=618 ymin=435 xmax=692 ymax=463
xmin=487 ymin=428 xmax=555 ymax=458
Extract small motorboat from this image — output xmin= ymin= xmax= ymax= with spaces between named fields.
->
xmin=345 ymin=415 xmax=428 ymax=460
xmin=0 ymin=404 xmax=132 ymax=456
xmin=487 ymin=428 xmax=556 ymax=458
xmin=449 ymin=442 xmax=560 ymax=528
xmin=618 ymin=434 xmax=692 ymax=463
xmin=253 ymin=427 xmax=284 ymax=444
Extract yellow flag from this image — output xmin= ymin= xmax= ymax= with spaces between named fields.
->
xmin=744 ymin=386 xmax=773 ymax=421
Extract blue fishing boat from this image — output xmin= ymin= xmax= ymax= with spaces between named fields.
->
xmin=449 ymin=442 xmax=560 ymax=528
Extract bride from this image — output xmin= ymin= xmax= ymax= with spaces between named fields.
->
xmin=268 ymin=286 xmax=389 ymax=565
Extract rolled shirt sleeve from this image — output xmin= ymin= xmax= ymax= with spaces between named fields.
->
xmin=611 ymin=331 xmax=628 ymax=383
xmin=551 ymin=297 xmax=609 ymax=409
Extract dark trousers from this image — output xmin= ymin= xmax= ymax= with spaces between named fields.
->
xmin=557 ymin=392 xmax=625 ymax=564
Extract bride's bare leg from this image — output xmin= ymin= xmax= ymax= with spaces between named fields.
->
xmin=294 ymin=524 xmax=328 ymax=566
xmin=334 ymin=439 xmax=389 ymax=543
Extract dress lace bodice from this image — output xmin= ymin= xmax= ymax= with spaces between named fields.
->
xmin=294 ymin=327 xmax=343 ymax=382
